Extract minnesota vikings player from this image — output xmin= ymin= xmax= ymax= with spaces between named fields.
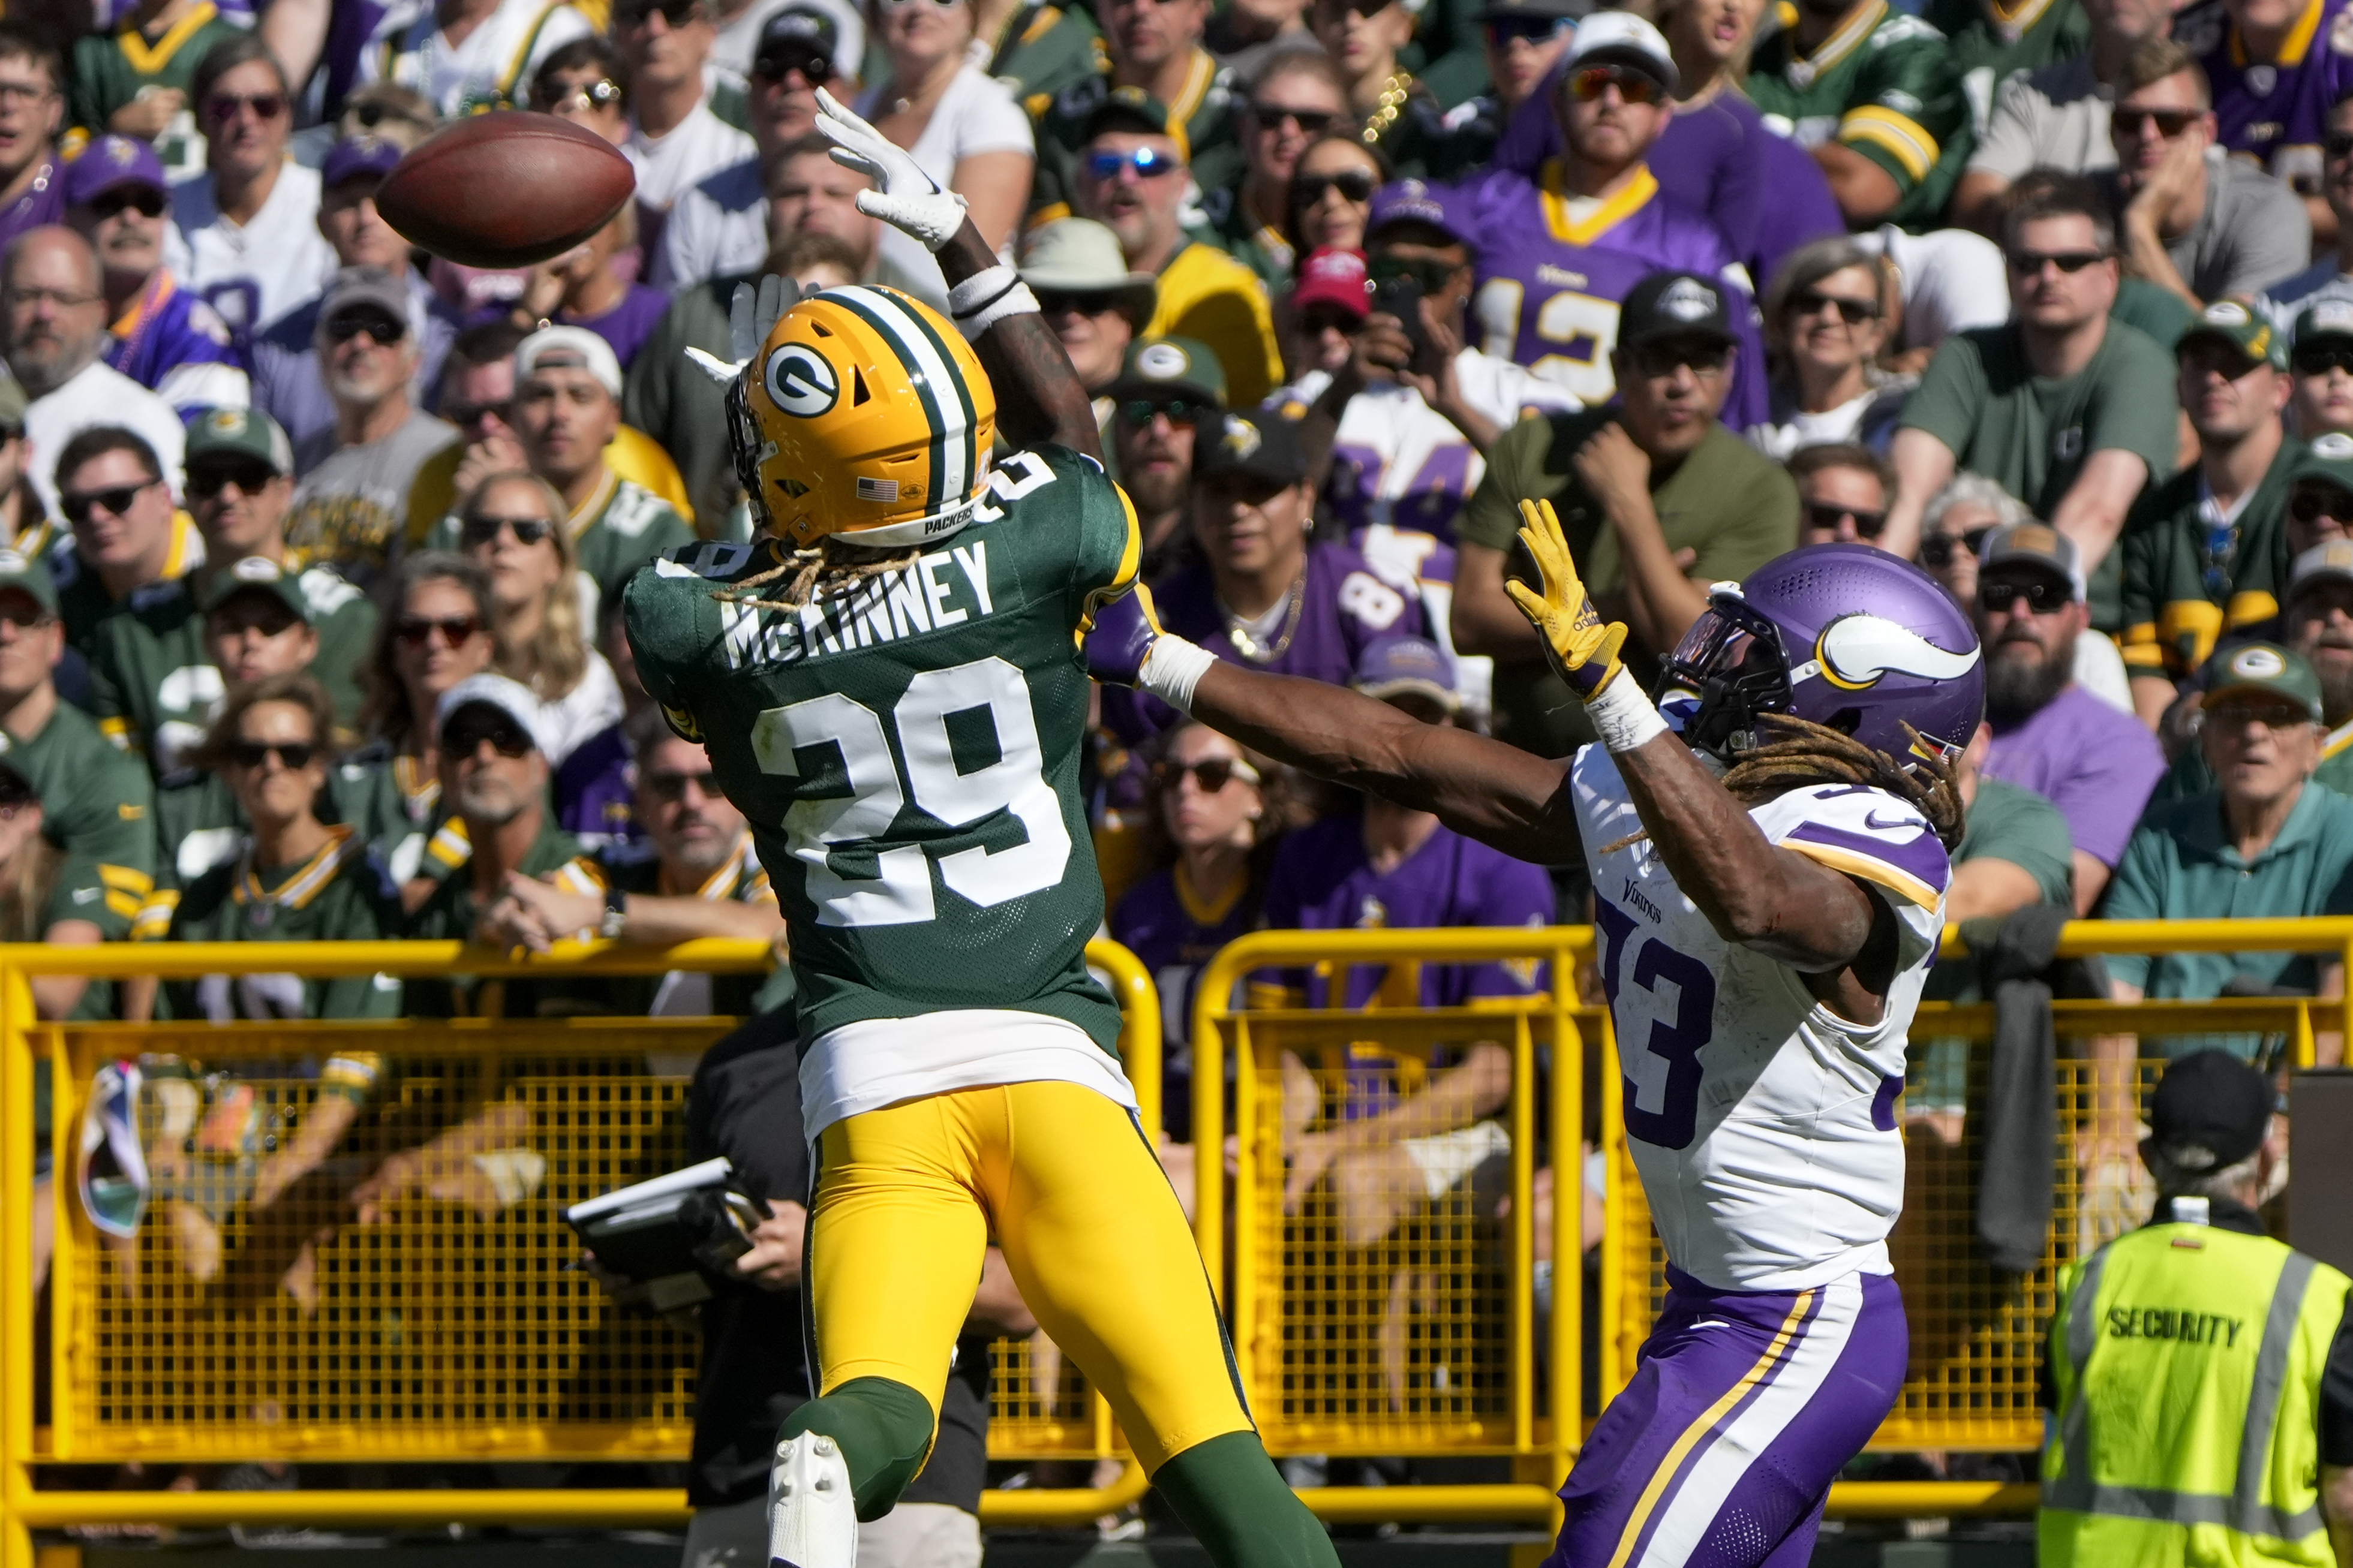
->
xmin=1087 ymin=516 xmax=1984 ymax=1568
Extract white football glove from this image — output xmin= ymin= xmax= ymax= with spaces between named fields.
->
xmin=815 ymin=87 xmax=969 ymax=252
xmin=684 ymin=273 xmax=800 ymax=385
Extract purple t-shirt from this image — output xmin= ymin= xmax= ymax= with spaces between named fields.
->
xmin=1111 ymin=863 xmax=1262 ymax=1133
xmin=2181 ymin=0 xmax=2353 ymax=200
xmin=106 ymin=272 xmax=246 ymax=396
xmin=0 ymin=160 xmax=65 ymax=257
xmin=1980 ymin=683 xmax=2166 ymax=869
xmin=1750 ymin=125 xmax=1847 ymax=290
xmin=552 ymin=721 xmax=639 ymax=852
xmin=564 ymin=285 xmax=672 ymax=371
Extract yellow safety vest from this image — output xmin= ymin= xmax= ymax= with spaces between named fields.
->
xmin=2040 ymin=1212 xmax=2350 ymax=1568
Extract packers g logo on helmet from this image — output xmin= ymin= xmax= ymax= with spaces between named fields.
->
xmin=733 ymin=286 xmax=999 ymax=549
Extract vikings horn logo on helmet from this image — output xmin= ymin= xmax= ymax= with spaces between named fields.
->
xmin=1812 ymin=614 xmax=1984 ymax=690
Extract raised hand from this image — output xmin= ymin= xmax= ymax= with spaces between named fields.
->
xmin=814 ymin=87 xmax=970 ymax=253
xmin=1502 ymin=497 xmax=1630 ymax=700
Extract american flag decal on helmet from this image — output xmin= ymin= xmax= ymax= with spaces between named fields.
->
xmin=858 ymin=477 xmax=900 ymax=501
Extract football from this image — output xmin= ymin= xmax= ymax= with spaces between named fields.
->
xmin=376 ymin=112 xmax=635 ymax=270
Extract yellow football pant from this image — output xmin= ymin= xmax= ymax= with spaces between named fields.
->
xmin=807 ymin=1078 xmax=1252 ymax=1473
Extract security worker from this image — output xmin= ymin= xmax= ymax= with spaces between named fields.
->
xmin=2041 ymin=1050 xmax=2353 ymax=1567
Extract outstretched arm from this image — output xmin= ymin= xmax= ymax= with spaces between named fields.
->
xmin=816 ymin=92 xmax=1099 ymax=461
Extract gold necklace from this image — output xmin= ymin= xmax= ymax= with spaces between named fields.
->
xmin=1225 ymin=568 xmax=1306 ymax=663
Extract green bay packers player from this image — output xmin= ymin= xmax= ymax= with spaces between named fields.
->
xmin=621 ymin=94 xmax=1339 ymax=1568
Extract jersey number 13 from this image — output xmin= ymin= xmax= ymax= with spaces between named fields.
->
xmin=1594 ymin=901 xmax=1718 ymax=1151
xmin=752 ymin=655 xmax=1072 ymax=926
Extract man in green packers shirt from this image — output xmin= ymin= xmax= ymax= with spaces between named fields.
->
xmin=423 ymin=328 xmax=694 ymax=612
xmin=2120 ymin=299 xmax=2302 ymax=725
xmin=403 ymin=673 xmax=607 ymax=1019
xmin=46 ymin=424 xmax=196 ymax=660
xmin=1924 ymin=0 xmax=2091 ymax=138
xmin=67 ymin=0 xmax=244 ymax=179
xmin=1747 ymin=0 xmax=1975 ymax=230
xmin=90 ymin=409 xmax=377 ymax=770
xmin=1025 ymin=0 xmax=1242 ymax=228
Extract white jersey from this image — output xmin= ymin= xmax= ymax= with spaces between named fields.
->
xmin=356 ymin=0 xmax=593 ymax=116
xmin=1571 ymin=746 xmax=1947 ymax=1292
xmin=167 ymin=164 xmax=337 ymax=340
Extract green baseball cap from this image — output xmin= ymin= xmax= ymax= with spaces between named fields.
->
xmin=2295 ymin=297 xmax=2353 ymax=354
xmin=2292 ymin=431 xmax=2353 ymax=497
xmin=1081 ymin=86 xmax=1189 ymax=161
xmin=2179 ymin=298 xmax=2288 ymax=372
xmin=2203 ymin=640 xmax=2323 ymax=721
xmin=185 ymin=407 xmax=294 ymax=476
xmin=0 ymin=547 xmax=57 ymax=613
xmin=201 ymin=555 xmax=312 ymax=622
xmin=1105 ymin=336 xmax=1226 ymax=410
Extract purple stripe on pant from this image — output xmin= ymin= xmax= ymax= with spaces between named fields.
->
xmin=1546 ymin=1268 xmax=1906 ymax=1568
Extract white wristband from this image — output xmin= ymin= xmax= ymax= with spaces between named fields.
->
xmin=1587 ymin=669 xmax=1667 ymax=754
xmin=1139 ymin=634 xmax=1217 ymax=714
xmin=946 ymin=266 xmax=1038 ymax=341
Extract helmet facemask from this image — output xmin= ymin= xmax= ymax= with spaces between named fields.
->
xmin=1659 ymin=595 xmax=1798 ymax=760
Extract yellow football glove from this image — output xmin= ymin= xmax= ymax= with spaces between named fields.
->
xmin=1502 ymin=497 xmax=1630 ymax=702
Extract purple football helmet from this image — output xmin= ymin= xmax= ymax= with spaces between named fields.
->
xmin=1658 ymin=543 xmax=1985 ymax=767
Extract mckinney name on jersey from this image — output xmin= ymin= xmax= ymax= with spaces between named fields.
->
xmin=1573 ymin=747 xmax=1949 ymax=1292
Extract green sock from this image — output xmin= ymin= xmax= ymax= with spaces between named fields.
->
xmin=1153 ymin=1431 xmax=1341 ymax=1568
xmin=777 ymin=1376 xmax=937 ymax=1522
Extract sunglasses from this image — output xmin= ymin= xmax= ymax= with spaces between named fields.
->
xmin=60 ymin=480 xmax=152 ymax=525
xmin=1249 ymin=101 xmax=1337 ymax=134
xmin=444 ymin=714 xmax=535 ymax=757
xmin=2111 ymin=106 xmax=2199 ymax=139
xmin=186 ymin=462 xmax=280 ymax=499
xmin=2210 ymin=696 xmax=2313 ymax=730
xmin=350 ymin=99 xmax=435 ymax=132
xmin=644 ymin=768 xmax=719 ymax=801
xmin=1919 ymin=525 xmax=1994 ymax=568
xmin=1628 ymin=341 xmax=1730 ymax=376
xmin=1152 ymin=756 xmax=1261 ymax=792
xmin=2329 ymin=131 xmax=2353 ymax=160
xmin=1085 ymin=146 xmax=1182 ymax=182
xmin=2292 ymin=487 xmax=2353 ymax=524
xmin=324 ymin=308 xmax=405 ymax=345
xmin=1790 ymin=288 xmax=1877 ymax=324
xmin=88 ymin=187 xmax=165 ymax=221
xmin=1123 ymin=395 xmax=1212 ymax=425
xmin=228 ymin=739 xmax=317 ymax=769
xmin=2295 ymin=345 xmax=2353 ymax=377
xmin=1802 ymin=501 xmax=1886 ymax=538
xmin=1293 ymin=167 xmax=1375 ymax=204
xmin=534 ymin=77 xmax=624 ymax=113
xmin=461 ymin=513 xmax=555 ymax=546
xmin=753 ymin=47 xmax=833 ymax=82
xmin=442 ymin=398 xmax=512 ymax=428
xmin=394 ymin=613 xmax=482 ymax=648
xmin=1487 ymin=13 xmax=1568 ymax=41
xmin=2007 ymin=249 xmax=2107 ymax=275
xmin=205 ymin=91 xmax=286 ymax=123
xmin=1978 ymin=576 xmax=2072 ymax=614
xmin=1036 ymin=288 xmax=1126 ymax=316
xmin=1567 ymin=65 xmax=1663 ymax=104
xmin=616 ymin=0 xmax=702 ymax=23
xmin=0 ymin=601 xmax=52 ymax=630
xmin=1369 ymin=252 xmax=1456 ymax=294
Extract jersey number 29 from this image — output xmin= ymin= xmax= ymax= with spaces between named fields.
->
xmin=752 ymin=655 xmax=1071 ymax=926
xmin=1593 ymin=901 xmax=1717 ymax=1151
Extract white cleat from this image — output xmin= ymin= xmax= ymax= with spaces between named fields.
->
xmin=768 ymin=1432 xmax=857 ymax=1568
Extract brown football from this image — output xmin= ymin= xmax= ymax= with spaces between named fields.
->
xmin=377 ymin=112 xmax=636 ymax=270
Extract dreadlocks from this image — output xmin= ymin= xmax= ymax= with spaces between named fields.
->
xmin=1600 ymin=714 xmax=1966 ymax=856
xmin=707 ymin=535 xmax=922 ymax=611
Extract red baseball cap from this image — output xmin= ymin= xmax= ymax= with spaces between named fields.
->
xmin=1291 ymin=247 xmax=1369 ymax=321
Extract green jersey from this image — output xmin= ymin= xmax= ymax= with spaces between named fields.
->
xmin=87 ymin=562 xmax=377 ymax=768
xmin=623 ymin=444 xmax=1138 ymax=1051
xmin=156 ymin=826 xmax=404 ymax=1021
xmin=987 ymin=1 xmax=1102 ymax=103
xmin=401 ymin=815 xmax=606 ymax=1018
xmin=1922 ymin=0 xmax=2089 ymax=134
xmin=31 ymin=512 xmax=208 ymax=660
xmin=2120 ymin=436 xmax=2302 ymax=682
xmin=0 ymin=698 xmax=155 ymax=938
xmin=332 ymin=750 xmax=448 ymax=886
xmin=1748 ymin=0 xmax=1975 ymax=231
xmin=144 ymin=768 xmax=241 ymax=908
xmin=67 ymin=3 xmax=246 ymax=174
xmin=424 ymin=472 xmax=695 ymax=609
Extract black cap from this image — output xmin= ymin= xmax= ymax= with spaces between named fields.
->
xmin=2148 ymin=1050 xmax=2273 ymax=1172
xmin=754 ymin=5 xmax=839 ymax=74
xmin=1618 ymin=270 xmax=1739 ymax=349
xmin=1195 ymin=411 xmax=1306 ymax=488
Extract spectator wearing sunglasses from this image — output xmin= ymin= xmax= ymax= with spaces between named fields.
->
xmin=528 ymin=38 xmax=629 ymax=145
xmin=64 ymin=134 xmax=248 ymax=421
xmin=1744 ymin=0 xmax=1972 ymax=231
xmin=40 ymin=424 xmax=196 ymax=660
xmin=2292 ymin=299 xmax=2353 ymax=440
xmin=2096 ymin=41 xmax=2310 ymax=312
xmin=1108 ymin=336 xmax=1223 ymax=578
xmin=6 ymin=230 xmax=188 ymax=524
xmin=1455 ymin=270 xmax=1795 ymax=757
xmin=1071 ymin=92 xmax=1284 ymax=405
xmin=2118 ymin=300 xmax=2303 ymax=723
xmin=655 ymin=7 xmax=841 ymax=290
xmin=332 ymin=82 xmax=441 ymax=152
xmin=1751 ymin=238 xmax=1911 ymax=463
xmin=354 ymin=0 xmax=593 ymax=119
xmin=167 ymin=37 xmax=337 ymax=344
xmin=154 ymin=672 xmax=401 ymax=1018
xmin=2256 ymin=95 xmax=2353 ymax=329
xmin=67 ymin=0 xmax=244 ymax=181
xmin=1917 ymin=468 xmax=2029 ymax=610
xmin=1419 ymin=0 xmax=1572 ymax=182
xmin=91 ymin=411 xmax=377 ymax=789
xmin=1284 ymin=131 xmax=1385 ymax=263
xmin=618 ymin=0 xmax=756 ymax=251
xmin=710 ymin=0 xmax=862 ymax=101
xmin=1787 ymin=444 xmax=1894 ymax=547
xmin=1204 ymin=51 xmax=1348 ymax=288
xmin=284 ymin=266 xmax=458 ymax=582
xmin=1973 ymin=522 xmax=2165 ymax=913
xmin=251 ymin=136 xmax=462 ymax=450
xmin=1027 ymin=0 xmax=1242 ymax=225
xmin=0 ymin=28 xmax=68 ymax=261
xmin=1882 ymin=177 xmax=2180 ymax=607
xmin=1016 ymin=217 xmax=1158 ymax=432
xmin=401 ymin=672 xmax=609 ymax=1019
xmin=1309 ymin=0 xmax=1445 ymax=172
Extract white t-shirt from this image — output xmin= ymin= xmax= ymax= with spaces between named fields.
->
xmin=853 ymin=65 xmax=1034 ymax=308
xmin=626 ymin=99 xmax=757 ymax=214
xmin=1747 ymin=380 xmax=1914 ymax=462
xmin=167 ymin=162 xmax=338 ymax=340
xmin=24 ymin=360 xmax=189 ymax=515
xmin=653 ymin=157 xmax=767 ymax=290
xmin=1574 ymin=748 xmax=1946 ymax=1292
xmin=537 ymin=648 xmax=624 ymax=768
xmin=357 ymin=0 xmax=594 ymax=116
xmin=1850 ymin=225 xmax=2010 ymax=357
